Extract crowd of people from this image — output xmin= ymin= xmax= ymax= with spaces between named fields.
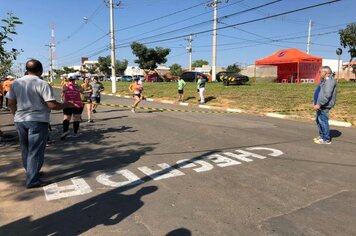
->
xmin=2 ymin=59 xmax=337 ymax=189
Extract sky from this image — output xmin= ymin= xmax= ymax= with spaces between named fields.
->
xmin=1 ymin=0 xmax=355 ymax=74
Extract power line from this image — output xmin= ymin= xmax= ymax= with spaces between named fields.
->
xmin=56 ymin=3 xmax=105 ymax=46
xmin=117 ymin=0 xmax=282 ymax=46
xmin=113 ymin=0 xmax=341 ymax=49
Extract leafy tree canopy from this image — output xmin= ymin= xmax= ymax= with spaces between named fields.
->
xmin=170 ymin=63 xmax=183 ymax=77
xmin=0 ymin=13 xmax=22 ymax=77
xmin=339 ymin=23 xmax=356 ymax=61
xmin=97 ymin=56 xmax=128 ymax=76
xmin=192 ymin=59 xmax=209 ymax=68
xmin=131 ymin=42 xmax=170 ymax=70
xmin=226 ymin=63 xmax=241 ymax=73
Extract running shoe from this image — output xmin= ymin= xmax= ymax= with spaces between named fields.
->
xmin=87 ymin=120 xmax=94 ymax=123
xmin=313 ymin=136 xmax=321 ymax=141
xmin=314 ymin=139 xmax=331 ymax=145
xmin=60 ymin=131 xmax=69 ymax=140
xmin=131 ymin=108 xmax=135 ymax=113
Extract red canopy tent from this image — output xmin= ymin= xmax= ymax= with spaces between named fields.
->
xmin=255 ymin=48 xmax=322 ymax=83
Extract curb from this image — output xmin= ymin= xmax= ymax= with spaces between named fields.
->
xmin=102 ymin=92 xmax=354 ymax=128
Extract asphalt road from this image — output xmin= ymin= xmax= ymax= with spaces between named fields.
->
xmin=0 ymin=92 xmax=355 ymax=236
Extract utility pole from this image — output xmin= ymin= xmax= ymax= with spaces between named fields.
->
xmin=211 ymin=0 xmax=218 ymax=81
xmin=306 ymin=20 xmax=312 ymax=54
xmin=208 ymin=0 xmax=227 ymax=81
xmin=109 ymin=0 xmax=118 ymax=93
xmin=45 ymin=22 xmax=56 ymax=82
xmin=186 ymin=34 xmax=193 ymax=71
xmin=45 ymin=43 xmax=55 ymax=82
xmin=105 ymin=0 xmax=120 ymax=93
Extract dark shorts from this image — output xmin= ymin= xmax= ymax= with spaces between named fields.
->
xmin=91 ymin=96 xmax=101 ymax=103
xmin=82 ymin=98 xmax=92 ymax=103
xmin=178 ymin=90 xmax=184 ymax=94
xmin=63 ymin=107 xmax=84 ymax=116
xmin=133 ymin=94 xmax=141 ymax=98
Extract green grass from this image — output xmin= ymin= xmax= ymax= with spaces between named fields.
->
xmin=53 ymin=79 xmax=356 ymax=125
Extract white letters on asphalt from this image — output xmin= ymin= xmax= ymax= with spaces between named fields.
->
xmin=204 ymin=154 xmax=242 ymax=167
xmin=96 ymin=169 xmax=144 ymax=188
xmin=43 ymin=147 xmax=284 ymax=200
xmin=43 ymin=177 xmax=92 ymax=201
xmin=177 ymin=159 xmax=214 ymax=172
xmin=138 ymin=163 xmax=185 ymax=180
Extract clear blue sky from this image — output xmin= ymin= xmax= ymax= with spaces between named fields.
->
xmin=1 ymin=0 xmax=355 ymax=73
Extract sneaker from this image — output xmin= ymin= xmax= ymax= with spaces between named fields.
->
xmin=92 ymin=109 xmax=97 ymax=113
xmin=87 ymin=120 xmax=94 ymax=123
xmin=46 ymin=140 xmax=55 ymax=147
xmin=73 ymin=133 xmax=80 ymax=138
xmin=314 ymin=139 xmax=331 ymax=145
xmin=131 ymin=108 xmax=135 ymax=113
xmin=60 ymin=131 xmax=69 ymax=140
xmin=313 ymin=136 xmax=321 ymax=141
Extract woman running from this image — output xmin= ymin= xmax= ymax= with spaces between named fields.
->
xmin=128 ymin=77 xmax=143 ymax=113
xmin=61 ymin=76 xmax=84 ymax=140
xmin=81 ymin=77 xmax=94 ymax=122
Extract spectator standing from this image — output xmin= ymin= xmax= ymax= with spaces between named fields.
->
xmin=6 ymin=59 xmax=74 ymax=188
xmin=61 ymin=76 xmax=84 ymax=140
xmin=90 ymin=77 xmax=104 ymax=113
xmin=177 ymin=77 xmax=186 ymax=102
xmin=313 ymin=66 xmax=337 ymax=144
xmin=0 ymin=79 xmax=3 ymax=109
xmin=197 ymin=74 xmax=207 ymax=104
xmin=81 ymin=77 xmax=94 ymax=122
xmin=3 ymin=75 xmax=14 ymax=110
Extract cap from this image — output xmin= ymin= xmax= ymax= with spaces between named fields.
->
xmin=68 ymin=75 xmax=78 ymax=80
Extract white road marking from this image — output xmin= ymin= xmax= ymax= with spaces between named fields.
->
xmin=43 ymin=177 xmax=92 ymax=201
xmin=246 ymin=147 xmax=284 ymax=157
xmin=204 ymin=154 xmax=242 ymax=167
xmin=138 ymin=163 xmax=185 ymax=180
xmin=43 ymin=147 xmax=284 ymax=200
xmin=223 ymin=152 xmax=253 ymax=162
xmin=96 ymin=169 xmax=144 ymax=187
xmin=177 ymin=159 xmax=214 ymax=172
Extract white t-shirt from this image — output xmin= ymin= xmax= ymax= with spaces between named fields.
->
xmin=6 ymin=75 xmax=55 ymax=122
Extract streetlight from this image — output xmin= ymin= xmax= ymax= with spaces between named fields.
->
xmin=336 ymin=48 xmax=342 ymax=79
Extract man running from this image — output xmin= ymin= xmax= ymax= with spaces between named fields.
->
xmin=91 ymin=77 xmax=104 ymax=113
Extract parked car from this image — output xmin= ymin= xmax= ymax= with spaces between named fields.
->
xmin=180 ymin=72 xmax=208 ymax=82
xmin=146 ymin=74 xmax=163 ymax=82
xmin=216 ymin=71 xmax=249 ymax=86
xmin=121 ymin=75 xmax=133 ymax=82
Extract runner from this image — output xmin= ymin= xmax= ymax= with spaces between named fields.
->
xmin=60 ymin=76 xmax=84 ymax=140
xmin=90 ymin=77 xmax=104 ymax=113
xmin=81 ymin=77 xmax=94 ymax=122
xmin=128 ymin=77 xmax=143 ymax=113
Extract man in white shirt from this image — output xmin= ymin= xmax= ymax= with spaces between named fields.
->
xmin=6 ymin=59 xmax=74 ymax=188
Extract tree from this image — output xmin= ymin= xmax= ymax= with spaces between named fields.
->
xmin=131 ymin=42 xmax=170 ymax=70
xmin=170 ymin=63 xmax=183 ymax=77
xmin=96 ymin=56 xmax=128 ymax=76
xmin=0 ymin=13 xmax=22 ymax=77
xmin=83 ymin=64 xmax=98 ymax=75
xmin=226 ymin=63 xmax=241 ymax=73
xmin=339 ymin=23 xmax=356 ymax=75
xmin=191 ymin=59 xmax=208 ymax=68
xmin=115 ymin=59 xmax=128 ymax=76
xmin=62 ymin=66 xmax=76 ymax=74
